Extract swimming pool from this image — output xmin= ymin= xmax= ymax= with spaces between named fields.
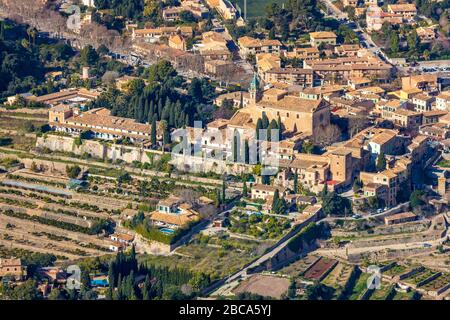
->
xmin=160 ymin=228 xmax=175 ymax=234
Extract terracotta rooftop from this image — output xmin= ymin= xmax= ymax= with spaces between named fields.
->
xmin=387 ymin=4 xmax=417 ymax=12
xmin=252 ymin=184 xmax=287 ymax=193
xmin=66 ymin=108 xmax=155 ymax=135
xmin=309 ymin=31 xmax=337 ymax=39
xmin=238 ymin=36 xmax=282 ymax=48
xmin=150 ymin=210 xmax=198 ymax=227
xmin=385 ymin=212 xmax=417 ymax=222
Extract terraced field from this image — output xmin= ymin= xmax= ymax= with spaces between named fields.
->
xmin=0 ymin=172 xmax=131 ymax=261
xmin=391 ymin=290 xmax=417 ymax=300
xmin=322 ymin=263 xmax=354 ymax=288
xmin=383 ymin=264 xmax=408 ymax=279
xmin=278 ymin=255 xmax=320 ymax=277
xmin=368 ymin=283 xmax=395 ymax=300
xmin=420 ymin=273 xmax=450 ymax=294
xmin=347 ymin=272 xmax=371 ymax=300
xmin=403 ymin=268 xmax=439 ymax=287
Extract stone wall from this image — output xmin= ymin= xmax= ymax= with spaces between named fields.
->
xmin=170 ymin=154 xmax=254 ymax=176
xmin=36 ymin=135 xmax=156 ymax=164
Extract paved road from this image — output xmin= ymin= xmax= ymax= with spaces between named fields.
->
xmin=317 ymin=201 xmax=410 ymax=223
xmin=209 ymin=217 xmax=316 ymax=296
xmin=319 ymin=213 xmax=449 ymax=259
xmin=320 ymin=0 xmax=388 ymax=61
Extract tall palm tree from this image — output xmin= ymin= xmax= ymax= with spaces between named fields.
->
xmin=27 ymin=27 xmax=37 ymax=46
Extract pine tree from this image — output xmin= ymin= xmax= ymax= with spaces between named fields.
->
xmin=142 ymin=275 xmax=151 ymax=300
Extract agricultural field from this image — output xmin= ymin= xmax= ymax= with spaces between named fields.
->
xmin=0 ymin=169 xmax=132 ymax=261
xmin=382 ymin=264 xmax=408 ymax=279
xmin=233 ymin=274 xmax=290 ymax=299
xmin=402 ymin=268 xmax=439 ymax=287
xmin=139 ymin=234 xmax=270 ymax=280
xmin=321 ymin=263 xmax=355 ymax=293
xmin=278 ymin=255 xmax=320 ymax=277
xmin=420 ymin=273 xmax=450 ymax=294
xmin=391 ymin=290 xmax=418 ymax=300
xmin=346 ymin=272 xmax=371 ymax=300
xmin=228 ymin=209 xmax=291 ymax=240
xmin=303 ymin=257 xmax=337 ymax=281
xmin=368 ymin=282 xmax=395 ymax=300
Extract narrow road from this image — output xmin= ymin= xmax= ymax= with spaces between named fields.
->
xmin=209 ymin=216 xmax=317 ymax=296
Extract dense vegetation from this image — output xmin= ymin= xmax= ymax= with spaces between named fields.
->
xmin=0 ymin=20 xmax=73 ymax=100
xmin=106 ymin=248 xmax=211 ymax=300
xmin=92 ymin=60 xmax=216 ymax=140
xmin=287 ymin=222 xmax=329 ymax=252
xmin=371 ymin=22 xmax=450 ymax=61
xmin=226 ymin=0 xmax=357 ymax=44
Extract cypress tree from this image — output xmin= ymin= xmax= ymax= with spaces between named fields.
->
xmin=215 ymin=189 xmax=220 ymax=207
xmin=268 ymin=119 xmax=278 ymax=141
xmin=151 ymin=116 xmax=157 ymax=148
xmin=294 ymin=171 xmax=298 ymax=194
xmin=222 ymin=179 xmax=226 ymax=204
xmin=244 ymin=139 xmax=250 ymax=164
xmin=242 ymin=177 xmax=248 ymax=198
xmin=376 ymin=152 xmax=387 ymax=172
xmin=272 ymin=189 xmax=280 ymax=213
xmin=262 ymin=113 xmax=269 ymax=129
xmin=256 ymin=118 xmax=263 ymax=140
xmin=277 ymin=116 xmax=283 ymax=141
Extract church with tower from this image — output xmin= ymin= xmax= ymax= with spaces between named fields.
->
xmin=232 ymin=73 xmax=331 ymax=138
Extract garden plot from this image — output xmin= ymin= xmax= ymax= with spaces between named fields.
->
xmin=322 ymin=263 xmax=355 ymax=290
xmin=0 ymin=239 xmax=78 ymax=260
xmin=233 ymin=274 xmax=290 ymax=299
xmin=278 ymin=255 xmax=320 ymax=277
xmin=0 ymin=193 xmax=97 ymax=228
xmin=382 ymin=264 xmax=408 ymax=280
xmin=368 ymin=282 xmax=395 ymax=300
xmin=346 ymin=272 xmax=371 ymax=300
xmin=228 ymin=210 xmax=291 ymax=240
xmin=391 ymin=290 xmax=417 ymax=300
xmin=402 ymin=268 xmax=439 ymax=288
xmin=420 ymin=273 xmax=450 ymax=296
xmin=303 ymin=257 xmax=338 ymax=281
xmin=141 ymin=236 xmax=268 ymax=280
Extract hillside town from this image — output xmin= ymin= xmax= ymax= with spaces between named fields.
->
xmin=0 ymin=0 xmax=449 ymax=304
